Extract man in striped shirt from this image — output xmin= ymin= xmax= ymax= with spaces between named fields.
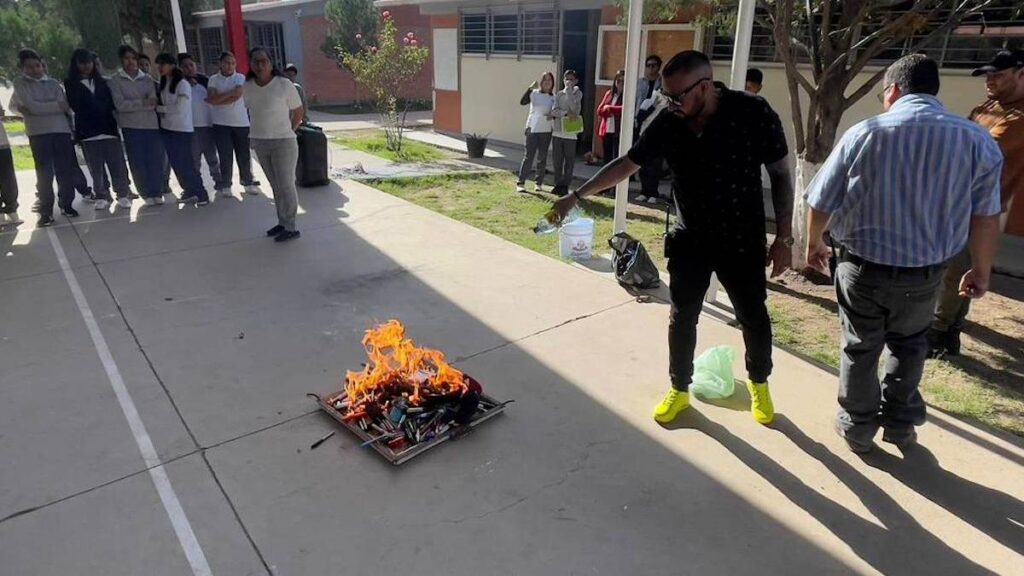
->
xmin=805 ymin=54 xmax=1003 ymax=453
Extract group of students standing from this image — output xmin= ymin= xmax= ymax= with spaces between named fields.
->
xmin=2 ymin=44 xmax=306 ymax=242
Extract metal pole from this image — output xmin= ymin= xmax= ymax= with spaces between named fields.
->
xmin=729 ymin=0 xmax=756 ymax=90
xmin=611 ymin=0 xmax=645 ymax=234
xmin=224 ymin=0 xmax=249 ymax=74
xmin=700 ymin=0 xmax=756 ymax=305
xmin=170 ymin=0 xmax=188 ymax=54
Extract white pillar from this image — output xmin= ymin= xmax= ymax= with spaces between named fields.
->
xmin=611 ymin=0 xmax=645 ymax=234
xmin=704 ymin=0 xmax=756 ymax=304
xmin=170 ymin=0 xmax=188 ymax=54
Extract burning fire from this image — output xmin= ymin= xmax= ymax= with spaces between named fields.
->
xmin=344 ymin=320 xmax=468 ymax=414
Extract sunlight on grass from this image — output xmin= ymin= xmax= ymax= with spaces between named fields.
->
xmin=4 ymin=121 xmax=26 ymax=135
xmin=12 ymin=145 xmax=33 ymax=170
xmin=922 ymin=360 xmax=1024 ymax=437
xmin=331 ymin=132 xmax=448 ymax=163
xmin=371 ymin=172 xmax=669 ymax=265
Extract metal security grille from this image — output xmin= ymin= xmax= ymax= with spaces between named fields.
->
xmin=460 ymin=5 xmax=560 ymax=59
xmin=709 ymin=4 xmax=1024 ymax=69
xmin=251 ymin=23 xmax=286 ymax=69
xmin=199 ymin=27 xmax=224 ymax=73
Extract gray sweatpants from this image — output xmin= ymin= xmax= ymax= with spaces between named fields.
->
xmin=251 ymin=138 xmax=299 ymax=231
xmin=551 ymin=136 xmax=577 ymax=190
xmin=834 ymin=258 xmax=943 ymax=443
xmin=82 ymin=139 xmax=132 ymax=200
xmin=517 ymin=130 xmax=551 ymax=186
xmin=192 ymin=127 xmax=222 ymax=188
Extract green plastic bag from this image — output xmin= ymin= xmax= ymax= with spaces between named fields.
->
xmin=690 ymin=346 xmax=736 ymax=399
xmin=561 ymin=116 xmax=584 ymax=135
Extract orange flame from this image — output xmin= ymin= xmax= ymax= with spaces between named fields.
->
xmin=344 ymin=320 xmax=467 ymax=414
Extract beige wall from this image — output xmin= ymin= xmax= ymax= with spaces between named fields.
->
xmin=461 ymin=56 xmax=559 ymax=145
xmin=712 ymin=63 xmax=983 ymax=158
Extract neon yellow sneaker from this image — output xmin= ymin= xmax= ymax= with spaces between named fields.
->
xmin=748 ymin=380 xmax=774 ymax=424
xmin=653 ymin=388 xmax=690 ymax=423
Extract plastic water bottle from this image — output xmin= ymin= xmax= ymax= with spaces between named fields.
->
xmin=534 ymin=207 xmax=580 ymax=234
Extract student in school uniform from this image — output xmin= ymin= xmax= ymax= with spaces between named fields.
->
xmin=64 ymin=48 xmax=133 ymax=211
xmin=178 ymin=52 xmax=223 ymax=190
xmin=110 ymin=45 xmax=166 ymax=205
xmin=10 ymin=48 xmax=78 ymax=227
xmin=154 ymin=53 xmax=210 ymax=206
xmin=208 ymin=51 xmax=260 ymax=198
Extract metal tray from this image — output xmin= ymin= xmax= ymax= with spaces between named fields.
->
xmin=311 ymin=387 xmax=509 ymax=465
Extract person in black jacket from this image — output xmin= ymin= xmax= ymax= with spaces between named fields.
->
xmin=65 ymin=49 xmax=133 ymax=210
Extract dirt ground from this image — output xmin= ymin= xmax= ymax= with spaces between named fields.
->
xmin=767 ymin=269 xmax=1024 ymax=437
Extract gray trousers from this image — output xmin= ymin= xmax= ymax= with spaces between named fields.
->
xmin=835 ymin=258 xmax=943 ymax=442
xmin=517 ymin=130 xmax=551 ymax=186
xmin=82 ymin=139 xmax=132 ymax=200
xmin=192 ymin=127 xmax=222 ymax=188
xmin=28 ymin=133 xmax=77 ymax=212
xmin=932 ymin=248 xmax=972 ymax=333
xmin=251 ymin=138 xmax=299 ymax=231
xmin=551 ymin=136 xmax=577 ymax=189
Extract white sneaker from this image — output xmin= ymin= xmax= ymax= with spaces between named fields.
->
xmin=95 ymin=199 xmax=110 ymax=210
xmin=144 ymin=198 xmax=156 ymax=206
xmin=636 ymin=195 xmax=648 ymax=203
xmin=217 ymin=188 xmax=233 ymax=198
xmin=155 ymin=196 xmax=166 ymax=205
xmin=117 ymin=198 xmax=132 ymax=209
xmin=647 ymin=197 xmax=659 ymax=204
xmin=515 ymin=184 xmax=527 ymax=194
xmin=244 ymin=185 xmax=261 ymax=196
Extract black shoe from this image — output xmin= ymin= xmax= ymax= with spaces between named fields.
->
xmin=60 ymin=207 xmax=79 ymax=218
xmin=274 ymin=230 xmax=301 ymax=242
xmin=944 ymin=330 xmax=961 ymax=356
xmin=197 ymin=199 xmax=210 ymax=206
xmin=834 ymin=422 xmax=874 ymax=454
xmin=266 ymin=225 xmax=285 ymax=237
xmin=882 ymin=428 xmax=918 ymax=450
xmin=37 ymin=214 xmax=55 ymax=227
xmin=927 ymin=328 xmax=961 ymax=358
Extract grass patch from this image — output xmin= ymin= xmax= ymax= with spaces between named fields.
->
xmin=311 ymin=100 xmax=431 ymax=115
xmin=331 ymin=131 xmax=449 ymax=163
xmin=369 ymin=171 xmax=1024 ymax=437
xmin=12 ymin=145 xmax=33 ymax=170
xmin=4 ymin=120 xmax=25 ymax=135
xmin=371 ymin=172 xmax=669 ymax=265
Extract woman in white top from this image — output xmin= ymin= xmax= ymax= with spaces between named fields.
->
xmin=515 ymin=71 xmax=556 ymax=194
xmin=242 ymin=47 xmax=304 ymax=242
xmin=154 ymin=53 xmax=209 ymax=205
xmin=207 ymin=51 xmax=260 ymax=197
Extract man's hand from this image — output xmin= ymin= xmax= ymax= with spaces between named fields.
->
xmin=552 ymin=194 xmax=578 ymax=223
xmin=806 ymin=238 xmax=830 ymax=274
xmin=767 ymin=239 xmax=792 ymax=277
xmin=959 ymin=268 xmax=990 ymax=299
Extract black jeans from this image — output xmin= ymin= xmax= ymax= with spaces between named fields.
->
xmin=834 ymin=257 xmax=943 ymax=442
xmin=0 ymin=147 xmax=18 ymax=213
xmin=668 ymin=235 xmax=773 ymax=390
xmin=213 ymin=124 xmax=255 ymax=188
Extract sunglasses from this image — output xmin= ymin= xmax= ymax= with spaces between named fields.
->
xmin=662 ymin=77 xmax=710 ymax=107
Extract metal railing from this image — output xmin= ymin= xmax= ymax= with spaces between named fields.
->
xmin=460 ymin=5 xmax=560 ymax=59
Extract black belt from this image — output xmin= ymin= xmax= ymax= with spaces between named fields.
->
xmin=837 ymin=246 xmax=944 ymax=277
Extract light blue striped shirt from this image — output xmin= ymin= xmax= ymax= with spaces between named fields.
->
xmin=806 ymin=94 xmax=1003 ymax=267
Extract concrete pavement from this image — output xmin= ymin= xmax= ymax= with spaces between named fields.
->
xmin=1 ymin=164 xmax=1022 ymax=575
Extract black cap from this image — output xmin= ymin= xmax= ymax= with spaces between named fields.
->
xmin=971 ymin=50 xmax=1024 ymax=76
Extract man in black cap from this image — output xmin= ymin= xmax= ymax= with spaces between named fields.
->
xmin=929 ymin=49 xmax=1024 ymax=357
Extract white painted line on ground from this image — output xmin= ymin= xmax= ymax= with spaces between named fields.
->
xmin=46 ymin=228 xmax=213 ymax=576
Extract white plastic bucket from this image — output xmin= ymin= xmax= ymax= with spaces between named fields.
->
xmin=559 ymin=217 xmax=594 ymax=261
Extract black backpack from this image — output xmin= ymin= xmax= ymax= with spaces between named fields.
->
xmin=609 ymin=232 xmax=660 ymax=290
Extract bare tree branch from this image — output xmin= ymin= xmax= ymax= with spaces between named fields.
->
xmin=843 ymin=66 xmax=887 ymax=111
xmin=774 ymin=0 xmax=807 ymax=153
xmin=804 ymin=0 xmax=822 ymax=77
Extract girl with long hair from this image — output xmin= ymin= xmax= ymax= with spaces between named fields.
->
xmin=515 ymin=71 xmax=556 ymax=194
xmin=155 ymin=53 xmax=209 ymax=205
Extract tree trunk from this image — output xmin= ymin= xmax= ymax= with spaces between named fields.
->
xmin=792 ymin=156 xmax=822 ymax=270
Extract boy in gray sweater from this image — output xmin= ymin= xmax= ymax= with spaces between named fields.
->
xmin=10 ymin=49 xmax=78 ymax=226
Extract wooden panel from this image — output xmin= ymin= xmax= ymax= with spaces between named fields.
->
xmin=600 ymin=30 xmax=626 ymax=82
xmin=646 ymin=29 xmax=696 ymax=62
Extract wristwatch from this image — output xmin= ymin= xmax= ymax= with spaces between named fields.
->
xmin=779 ymin=236 xmax=795 ymax=247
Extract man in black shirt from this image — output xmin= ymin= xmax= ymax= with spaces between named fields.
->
xmin=552 ymin=50 xmax=794 ymax=425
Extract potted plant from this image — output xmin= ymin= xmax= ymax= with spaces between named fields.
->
xmin=465 ymin=132 xmax=489 ymax=159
